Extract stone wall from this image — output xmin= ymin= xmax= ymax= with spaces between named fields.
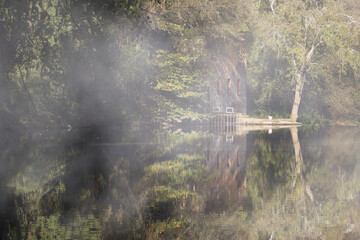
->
xmin=208 ymin=39 xmax=247 ymax=114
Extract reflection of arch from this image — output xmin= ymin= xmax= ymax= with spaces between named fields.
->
xmin=217 ymin=152 xmax=222 ymax=169
xmin=237 ymin=150 xmax=241 ymax=167
xmin=227 ymin=152 xmax=231 ymax=167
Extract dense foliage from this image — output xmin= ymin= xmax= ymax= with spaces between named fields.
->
xmin=1 ymin=0 xmax=360 ymax=127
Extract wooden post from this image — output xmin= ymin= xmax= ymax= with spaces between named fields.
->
xmin=227 ymin=114 xmax=229 ymax=132
xmin=232 ymin=115 xmax=234 ymax=131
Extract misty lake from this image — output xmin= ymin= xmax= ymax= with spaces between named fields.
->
xmin=1 ymin=126 xmax=360 ymax=239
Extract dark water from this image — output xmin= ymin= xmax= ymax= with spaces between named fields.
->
xmin=1 ymin=126 xmax=360 ymax=239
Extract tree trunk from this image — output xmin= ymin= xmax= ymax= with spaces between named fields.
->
xmin=289 ymin=72 xmax=304 ymax=122
xmin=289 ymin=42 xmax=317 ymax=122
xmin=289 ymin=42 xmax=319 ymax=122
xmin=290 ymin=127 xmax=302 ymax=166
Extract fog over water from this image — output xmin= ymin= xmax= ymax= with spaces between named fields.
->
xmin=1 ymin=126 xmax=360 ymax=239
xmin=2 ymin=0 xmax=360 ymax=239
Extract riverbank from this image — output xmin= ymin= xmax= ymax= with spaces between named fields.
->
xmin=211 ymin=114 xmax=302 ymax=126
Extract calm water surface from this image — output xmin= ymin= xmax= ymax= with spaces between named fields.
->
xmin=1 ymin=126 xmax=360 ymax=239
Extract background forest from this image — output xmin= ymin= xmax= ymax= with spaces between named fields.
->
xmin=2 ymin=1 xmax=360 ymax=239
xmin=1 ymin=0 xmax=360 ymax=128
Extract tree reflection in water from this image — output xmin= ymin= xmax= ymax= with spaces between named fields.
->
xmin=2 ymin=127 xmax=360 ymax=239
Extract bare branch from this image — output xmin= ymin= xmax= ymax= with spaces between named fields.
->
xmin=270 ymin=0 xmax=276 ymax=15
xmin=343 ymin=14 xmax=358 ymax=24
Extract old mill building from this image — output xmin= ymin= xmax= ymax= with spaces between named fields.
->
xmin=209 ymin=38 xmax=247 ymax=115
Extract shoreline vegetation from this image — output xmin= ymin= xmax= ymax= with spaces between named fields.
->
xmin=1 ymin=0 xmax=360 ymax=130
xmin=2 ymin=114 xmax=358 ymax=133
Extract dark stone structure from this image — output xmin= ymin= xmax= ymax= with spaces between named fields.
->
xmin=208 ymin=39 xmax=247 ymax=114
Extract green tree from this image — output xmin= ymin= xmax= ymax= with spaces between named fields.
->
xmin=249 ymin=0 xmax=360 ymax=121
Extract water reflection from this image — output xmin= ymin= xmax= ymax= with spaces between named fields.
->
xmin=290 ymin=127 xmax=314 ymax=202
xmin=206 ymin=134 xmax=247 ymax=212
xmin=1 ymin=126 xmax=360 ymax=239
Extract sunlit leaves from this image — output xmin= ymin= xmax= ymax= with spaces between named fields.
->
xmin=247 ymin=0 xmax=360 ymax=120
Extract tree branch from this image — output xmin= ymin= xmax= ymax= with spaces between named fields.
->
xmin=270 ymin=0 xmax=276 ymax=15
